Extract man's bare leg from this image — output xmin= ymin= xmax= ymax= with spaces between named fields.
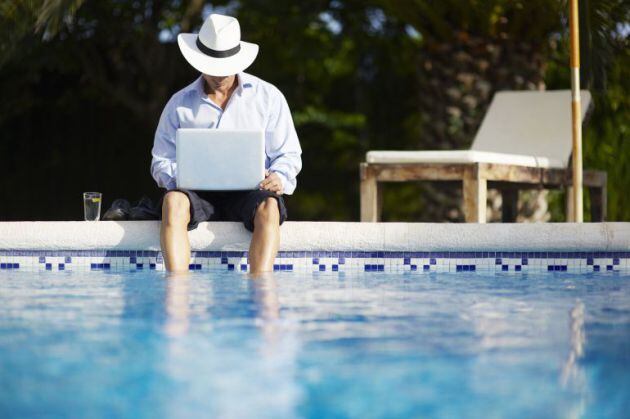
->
xmin=249 ymin=197 xmax=280 ymax=274
xmin=160 ymin=191 xmax=191 ymax=272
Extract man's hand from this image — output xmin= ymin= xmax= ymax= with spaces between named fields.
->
xmin=259 ymin=171 xmax=284 ymax=195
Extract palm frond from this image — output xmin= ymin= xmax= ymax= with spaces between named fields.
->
xmin=35 ymin=0 xmax=85 ymax=36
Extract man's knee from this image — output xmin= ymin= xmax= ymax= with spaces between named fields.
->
xmin=162 ymin=191 xmax=190 ymax=226
xmin=254 ymin=197 xmax=280 ymax=227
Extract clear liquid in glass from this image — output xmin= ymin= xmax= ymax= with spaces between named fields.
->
xmin=83 ymin=192 xmax=102 ymax=221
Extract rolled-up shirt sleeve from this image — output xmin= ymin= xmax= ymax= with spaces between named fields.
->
xmin=266 ymin=92 xmax=302 ymax=195
xmin=151 ymin=96 xmax=179 ymax=190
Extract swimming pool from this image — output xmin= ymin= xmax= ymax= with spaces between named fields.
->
xmin=1 ymin=269 xmax=629 ymax=418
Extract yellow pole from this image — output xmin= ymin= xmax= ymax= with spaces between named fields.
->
xmin=569 ymin=0 xmax=583 ymax=222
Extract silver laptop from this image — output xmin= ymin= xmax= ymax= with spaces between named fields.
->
xmin=176 ymin=129 xmax=265 ymax=190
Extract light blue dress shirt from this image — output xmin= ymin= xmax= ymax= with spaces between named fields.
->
xmin=150 ymin=72 xmax=302 ymax=194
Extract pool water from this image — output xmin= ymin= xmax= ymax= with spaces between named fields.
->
xmin=1 ymin=270 xmax=629 ymax=418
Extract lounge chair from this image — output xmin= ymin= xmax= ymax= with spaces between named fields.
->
xmin=360 ymin=90 xmax=606 ymax=223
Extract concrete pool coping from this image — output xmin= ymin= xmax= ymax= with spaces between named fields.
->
xmin=0 ymin=221 xmax=628 ymax=251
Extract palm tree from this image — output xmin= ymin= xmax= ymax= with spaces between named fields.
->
xmin=377 ymin=0 xmax=626 ymax=221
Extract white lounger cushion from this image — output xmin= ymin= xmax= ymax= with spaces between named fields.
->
xmin=366 ymin=90 xmax=591 ymax=170
xmin=366 ymin=150 xmax=565 ymax=168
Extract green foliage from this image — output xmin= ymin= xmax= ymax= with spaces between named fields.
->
xmin=583 ymin=47 xmax=629 ymax=221
xmin=544 ymin=0 xmax=629 ymax=221
xmin=383 ymin=0 xmax=563 ymax=42
xmin=0 ymin=0 xmax=627 ymax=221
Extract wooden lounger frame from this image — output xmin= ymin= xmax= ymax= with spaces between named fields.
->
xmin=359 ymin=162 xmax=607 ymax=223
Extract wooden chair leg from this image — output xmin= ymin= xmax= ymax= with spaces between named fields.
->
xmin=360 ymin=164 xmax=381 ymax=222
xmin=463 ymin=174 xmax=487 ymax=223
xmin=589 ymin=184 xmax=607 ymax=221
xmin=501 ymin=189 xmax=519 ymax=222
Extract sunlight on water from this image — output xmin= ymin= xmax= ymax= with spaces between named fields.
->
xmin=0 ymin=270 xmax=629 ymax=418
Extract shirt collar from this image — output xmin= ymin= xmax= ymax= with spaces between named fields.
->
xmin=192 ymin=72 xmax=254 ymax=99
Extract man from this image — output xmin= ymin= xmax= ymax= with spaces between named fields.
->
xmin=151 ymin=13 xmax=302 ymax=274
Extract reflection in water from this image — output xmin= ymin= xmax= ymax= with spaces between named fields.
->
xmin=248 ymin=272 xmax=281 ymax=320
xmin=465 ymin=299 xmax=537 ymax=350
xmin=2 ymin=270 xmax=630 ymax=417
xmin=164 ymin=272 xmax=191 ymax=338
xmin=247 ymin=273 xmax=302 ymax=415
xmin=561 ymin=300 xmax=586 ymax=387
xmin=159 ymin=271 xmax=301 ymax=417
xmin=561 ymin=299 xmax=587 ymax=419
xmin=249 ymin=273 xmax=282 ymax=356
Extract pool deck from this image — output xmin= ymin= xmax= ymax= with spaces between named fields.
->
xmin=1 ymin=221 xmax=628 ymax=251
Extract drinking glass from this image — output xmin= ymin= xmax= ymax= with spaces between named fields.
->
xmin=83 ymin=192 xmax=102 ymax=221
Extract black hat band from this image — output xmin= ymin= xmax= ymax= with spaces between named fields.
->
xmin=196 ymin=37 xmax=241 ymax=58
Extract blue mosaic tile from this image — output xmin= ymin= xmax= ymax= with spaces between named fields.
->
xmin=548 ymin=265 xmax=568 ymax=272
xmin=1 ymin=249 xmax=629 ymax=274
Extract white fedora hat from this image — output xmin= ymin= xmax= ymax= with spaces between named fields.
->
xmin=177 ymin=14 xmax=259 ymax=77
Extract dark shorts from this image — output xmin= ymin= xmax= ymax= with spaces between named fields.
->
xmin=162 ymin=189 xmax=287 ymax=232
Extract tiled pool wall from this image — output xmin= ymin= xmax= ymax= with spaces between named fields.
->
xmin=0 ymin=250 xmax=629 ymax=273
